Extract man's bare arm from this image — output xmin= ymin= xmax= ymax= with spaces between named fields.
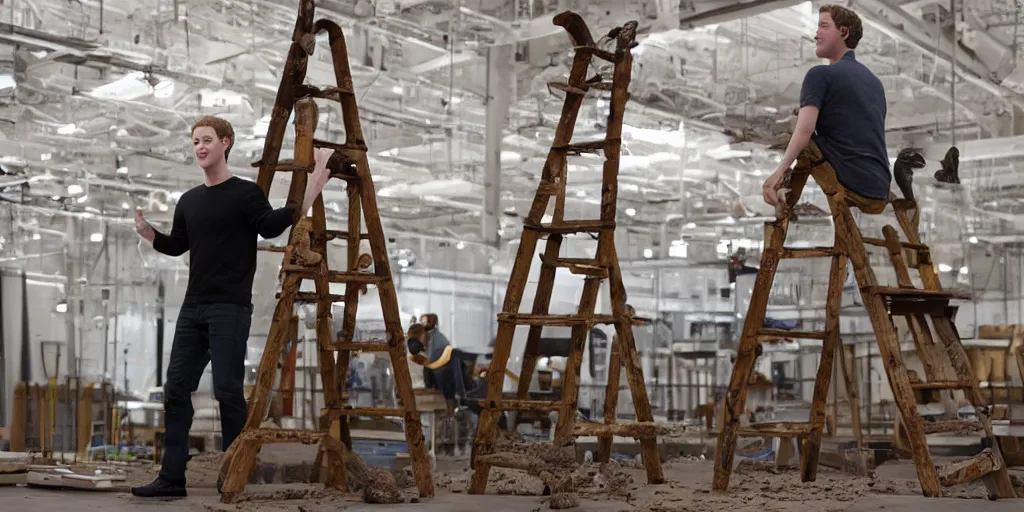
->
xmin=775 ymin=105 xmax=819 ymax=174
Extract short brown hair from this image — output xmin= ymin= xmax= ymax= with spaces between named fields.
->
xmin=820 ymin=4 xmax=863 ymax=50
xmin=191 ymin=116 xmax=235 ymax=161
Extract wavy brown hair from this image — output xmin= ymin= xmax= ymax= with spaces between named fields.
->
xmin=820 ymin=4 xmax=863 ymax=50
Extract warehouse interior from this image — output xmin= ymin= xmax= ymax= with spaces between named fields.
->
xmin=0 ymin=0 xmax=1023 ymax=510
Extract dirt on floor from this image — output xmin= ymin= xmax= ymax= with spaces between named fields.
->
xmin=109 ymin=445 xmax=1024 ymax=511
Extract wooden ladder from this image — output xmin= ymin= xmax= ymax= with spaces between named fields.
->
xmin=218 ymin=1 xmax=433 ymax=502
xmin=468 ymin=11 xmax=665 ymax=494
xmin=713 ymin=142 xmax=1016 ymax=499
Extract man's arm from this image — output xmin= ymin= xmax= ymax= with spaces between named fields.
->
xmin=243 ymin=186 xmax=296 ymax=239
xmin=763 ymin=66 xmax=828 ymax=205
xmin=147 ymin=205 xmax=189 ymax=256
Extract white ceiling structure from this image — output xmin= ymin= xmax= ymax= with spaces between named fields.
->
xmin=0 ymin=0 xmax=1021 ymax=278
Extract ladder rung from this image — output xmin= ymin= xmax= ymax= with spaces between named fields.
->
xmin=936 ymin=448 xmax=999 ymax=487
xmin=737 ymin=422 xmax=812 ymax=437
xmin=543 ymin=256 xmax=608 ymax=278
xmin=585 ymin=76 xmax=614 ymax=90
xmin=313 ymin=138 xmax=368 ymax=152
xmin=320 ymin=230 xmax=370 ymax=241
xmin=574 ymin=420 xmax=693 ymax=437
xmin=328 ymin=271 xmax=388 ymax=284
xmin=497 ymin=313 xmax=616 ymax=326
xmin=780 ymin=246 xmax=834 ymax=259
xmin=871 ymin=286 xmax=971 ymax=301
xmin=911 ymin=379 xmax=972 ymax=390
xmin=239 ymin=428 xmax=326 ymax=444
xmin=294 ymin=83 xmax=354 ymax=99
xmin=547 ymin=80 xmax=588 ymax=95
xmin=862 ymin=237 xmax=928 ymax=251
xmin=922 ymin=419 xmax=983 ymax=435
xmin=257 ymin=244 xmax=286 ymax=253
xmin=478 ymin=399 xmax=562 ymax=412
xmin=325 ymin=407 xmax=406 ymax=418
xmin=574 ymin=45 xmax=620 ymax=62
xmin=554 ymin=139 xmax=613 ymax=154
xmin=250 ymin=158 xmax=313 ymax=172
xmin=756 ymin=328 xmax=827 ymax=340
xmin=525 ymin=219 xmax=615 ymax=234
xmin=276 ymin=291 xmax=345 ymax=303
xmin=330 ymin=341 xmax=390 ymax=352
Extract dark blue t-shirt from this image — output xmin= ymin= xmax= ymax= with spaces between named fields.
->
xmin=800 ymin=51 xmax=891 ymax=200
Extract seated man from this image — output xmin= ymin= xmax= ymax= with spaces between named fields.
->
xmin=406 ymin=323 xmax=465 ymax=400
xmin=762 ymin=4 xmax=891 ymax=209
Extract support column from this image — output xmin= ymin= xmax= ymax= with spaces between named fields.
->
xmin=64 ymin=215 xmax=77 ymax=379
xmin=482 ymin=44 xmax=513 ymax=246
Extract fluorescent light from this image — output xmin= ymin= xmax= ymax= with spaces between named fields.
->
xmin=89 ymin=232 xmax=103 ymax=242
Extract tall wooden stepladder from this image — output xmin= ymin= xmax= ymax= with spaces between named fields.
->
xmin=468 ymin=11 xmax=664 ymax=494
xmin=713 ymin=142 xmax=1016 ymax=499
xmin=217 ymin=0 xmax=433 ymax=502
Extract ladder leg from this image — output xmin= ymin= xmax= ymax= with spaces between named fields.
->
xmin=712 ymin=224 xmax=786 ymax=491
xmin=469 ymin=230 xmax=542 ymax=494
xmin=828 ymin=199 xmax=941 ymax=496
xmin=554 ymin=276 xmax=601 ymax=442
xmin=837 ymin=342 xmax=864 ymax=448
xmin=607 ymin=258 xmax=664 ymax=484
xmin=596 ymin=339 xmax=621 ymax=462
xmin=931 ymin=312 xmax=1016 ymax=499
xmin=800 ymin=252 xmax=846 ymax=482
xmin=516 ymin=236 xmax=564 ymax=399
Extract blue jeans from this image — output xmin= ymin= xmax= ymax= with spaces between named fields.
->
xmin=159 ymin=303 xmax=252 ymax=485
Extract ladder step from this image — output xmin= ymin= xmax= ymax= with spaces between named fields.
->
xmin=238 ymin=428 xmax=326 ymax=444
xmin=313 ymin=138 xmax=368 ymax=153
xmin=871 ymin=286 xmax=971 ymax=301
xmin=737 ymin=422 xmax=813 ymax=437
xmin=585 ymin=76 xmax=614 ymax=90
xmin=293 ymin=83 xmax=354 ymax=99
xmin=324 ymin=406 xmax=406 ymax=418
xmin=553 ymin=139 xmax=615 ymax=155
xmin=478 ymin=399 xmax=562 ymax=412
xmin=328 ymin=271 xmax=388 ymax=284
xmin=862 ymin=237 xmax=928 ymax=251
xmin=320 ymin=230 xmax=370 ymax=241
xmin=250 ymin=158 xmax=313 ymax=172
xmin=573 ymin=45 xmax=620 ymax=62
xmin=756 ymin=328 xmax=827 ymax=341
xmin=780 ymin=246 xmax=834 ymax=259
xmin=911 ymin=379 xmax=972 ymax=390
xmin=574 ymin=420 xmax=693 ymax=437
xmin=497 ymin=313 xmax=616 ymax=326
xmin=330 ymin=341 xmax=390 ymax=352
xmin=525 ymin=219 xmax=615 ymax=234
xmin=257 ymin=244 xmax=286 ymax=253
xmin=540 ymin=255 xmax=608 ymax=278
xmin=936 ymin=449 xmax=999 ymax=487
xmin=547 ymin=80 xmax=588 ymax=95
xmin=921 ymin=419 xmax=983 ymax=435
xmin=275 ymin=291 xmax=345 ymax=303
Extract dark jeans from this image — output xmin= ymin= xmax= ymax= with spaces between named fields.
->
xmin=431 ymin=349 xmax=467 ymax=400
xmin=159 ymin=303 xmax=252 ymax=485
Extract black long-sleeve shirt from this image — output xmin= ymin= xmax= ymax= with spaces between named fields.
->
xmin=153 ymin=176 xmax=294 ymax=305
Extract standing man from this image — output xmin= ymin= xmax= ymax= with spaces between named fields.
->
xmin=762 ymin=4 xmax=891 ymax=206
xmin=131 ymin=116 xmax=332 ymax=498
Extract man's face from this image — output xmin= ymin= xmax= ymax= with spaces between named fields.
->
xmin=192 ymin=126 xmax=229 ymax=170
xmin=814 ymin=13 xmax=846 ymax=59
xmin=420 ymin=315 xmax=434 ymax=330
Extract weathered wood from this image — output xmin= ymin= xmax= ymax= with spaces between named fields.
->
xmin=219 ymin=6 xmax=432 ymax=502
xmin=574 ymin=420 xmax=695 ymax=438
xmin=470 ymin=11 xmax=662 ymax=494
xmin=936 ymin=449 xmax=997 ymax=487
xmin=837 ymin=342 xmax=864 ymax=448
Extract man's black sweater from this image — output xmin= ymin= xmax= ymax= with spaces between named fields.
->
xmin=153 ymin=176 xmax=295 ymax=305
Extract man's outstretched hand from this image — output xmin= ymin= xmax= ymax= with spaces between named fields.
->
xmin=135 ymin=208 xmax=156 ymax=243
xmin=301 ymin=148 xmax=334 ymax=214
xmin=762 ymin=170 xmax=786 ymax=206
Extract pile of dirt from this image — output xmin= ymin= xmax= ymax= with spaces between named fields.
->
xmin=361 ymin=466 xmax=403 ymax=504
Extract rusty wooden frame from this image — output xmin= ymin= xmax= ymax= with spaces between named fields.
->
xmin=216 ymin=0 xmax=432 ymax=502
xmin=467 ymin=11 xmax=665 ymax=495
xmin=712 ymin=141 xmax=1016 ymax=499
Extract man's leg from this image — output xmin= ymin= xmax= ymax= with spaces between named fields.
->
xmin=134 ymin=305 xmax=210 ymax=497
xmin=204 ymin=303 xmax=252 ymax=452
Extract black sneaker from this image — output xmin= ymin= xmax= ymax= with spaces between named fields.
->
xmin=130 ymin=477 xmax=187 ymax=498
